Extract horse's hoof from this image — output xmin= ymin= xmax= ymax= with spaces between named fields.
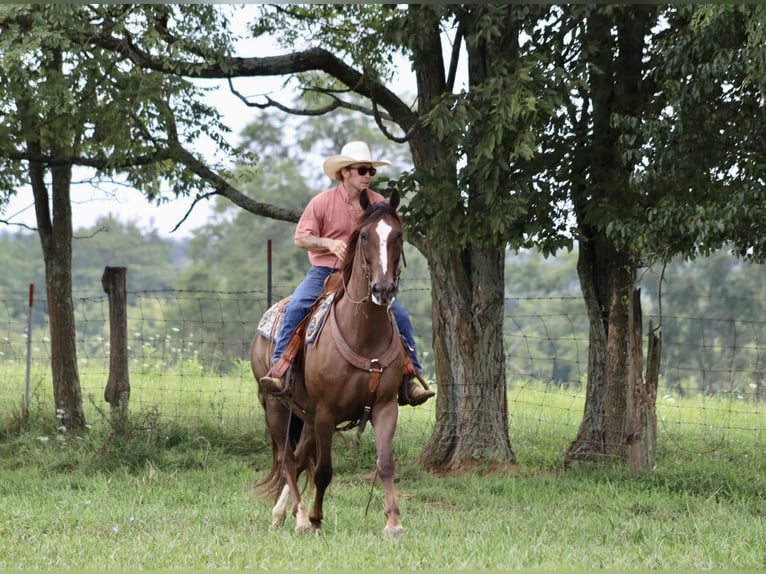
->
xmin=383 ymin=525 xmax=404 ymax=537
xmin=270 ymin=515 xmax=286 ymax=530
xmin=295 ymin=522 xmax=314 ymax=535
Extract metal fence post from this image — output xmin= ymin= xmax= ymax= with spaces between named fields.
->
xmin=24 ymin=283 xmax=33 ymax=411
xmin=267 ymin=239 xmax=272 ymax=308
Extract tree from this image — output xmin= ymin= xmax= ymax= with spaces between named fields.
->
xmin=0 ymin=5 xmax=235 ymax=429
xmin=523 ymin=4 xmax=665 ymax=465
xmin=539 ymin=5 xmax=766 ymax=465
xmin=621 ymin=5 xmax=766 ymax=264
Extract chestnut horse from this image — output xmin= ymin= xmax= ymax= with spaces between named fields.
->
xmin=250 ymin=190 xmax=406 ymax=536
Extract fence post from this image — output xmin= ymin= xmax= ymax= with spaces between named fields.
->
xmin=22 ymin=283 xmax=34 ymax=426
xmin=626 ymin=288 xmax=659 ymax=472
xmin=102 ymin=266 xmax=130 ymax=433
xmin=267 ymin=239 xmax=272 ymax=308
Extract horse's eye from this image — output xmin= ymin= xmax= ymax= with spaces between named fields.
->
xmin=361 ymin=231 xmax=368 ymax=242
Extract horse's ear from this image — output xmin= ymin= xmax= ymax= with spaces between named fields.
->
xmin=360 ymin=189 xmax=371 ymax=210
xmin=389 ymin=187 xmax=400 ymax=210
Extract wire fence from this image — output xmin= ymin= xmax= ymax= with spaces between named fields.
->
xmin=1 ymin=284 xmax=765 ymax=461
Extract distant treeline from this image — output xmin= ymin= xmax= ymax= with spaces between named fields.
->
xmin=3 ymin=217 xmax=766 ymax=398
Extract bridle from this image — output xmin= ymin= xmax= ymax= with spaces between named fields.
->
xmin=341 ymin=215 xmax=406 ymax=306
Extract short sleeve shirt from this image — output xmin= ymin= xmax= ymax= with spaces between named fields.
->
xmin=295 ymin=184 xmax=386 ymax=268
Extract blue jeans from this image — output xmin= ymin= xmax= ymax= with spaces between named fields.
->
xmin=271 ymin=266 xmax=422 ymax=373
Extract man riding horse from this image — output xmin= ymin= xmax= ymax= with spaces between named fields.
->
xmin=259 ymin=140 xmax=434 ymax=407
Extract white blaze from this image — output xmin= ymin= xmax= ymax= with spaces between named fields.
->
xmin=375 ymin=220 xmax=393 ymax=275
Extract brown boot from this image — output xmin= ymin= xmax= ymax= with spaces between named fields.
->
xmin=259 ymin=375 xmax=284 ymax=394
xmin=399 ymin=377 xmax=435 ymax=407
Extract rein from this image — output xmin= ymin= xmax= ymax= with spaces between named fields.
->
xmin=341 ymin=267 xmax=369 ymax=305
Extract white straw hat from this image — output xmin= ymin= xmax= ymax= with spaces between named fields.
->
xmin=322 ymin=141 xmax=390 ymax=180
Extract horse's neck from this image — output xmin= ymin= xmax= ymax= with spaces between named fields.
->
xmin=335 ymin=297 xmax=393 ymax=352
xmin=336 ymin=265 xmax=394 ymax=351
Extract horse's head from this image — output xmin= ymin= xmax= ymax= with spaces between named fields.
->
xmin=341 ymin=189 xmax=404 ymax=307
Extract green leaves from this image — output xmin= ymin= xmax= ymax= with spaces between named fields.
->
xmin=0 ymin=5 xmax=236 ymax=203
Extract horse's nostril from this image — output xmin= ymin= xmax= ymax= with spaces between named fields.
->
xmin=371 ymin=283 xmax=396 ymax=305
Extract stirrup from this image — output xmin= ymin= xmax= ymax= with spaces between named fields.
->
xmin=399 ymin=376 xmax=434 ymax=407
xmin=259 ymin=358 xmax=292 ymax=395
xmin=259 ymin=374 xmax=285 ymax=394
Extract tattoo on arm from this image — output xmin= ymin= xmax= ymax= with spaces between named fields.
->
xmin=308 ymin=237 xmax=325 ymax=249
xmin=298 ymin=236 xmax=328 ymax=252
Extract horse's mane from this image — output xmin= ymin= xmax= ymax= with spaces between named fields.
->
xmin=334 ymin=200 xmax=401 ymax=298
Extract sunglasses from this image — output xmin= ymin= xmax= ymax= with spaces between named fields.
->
xmin=349 ymin=166 xmax=377 ymax=177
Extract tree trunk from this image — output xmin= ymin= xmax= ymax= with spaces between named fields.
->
xmin=29 ymin=147 xmax=86 ymax=431
xmin=565 ymin=6 xmax=655 ymax=465
xmin=404 ymin=5 xmax=519 ymax=470
xmin=419 ymin=243 xmax=515 ymax=471
xmin=102 ymin=266 xmax=131 ymax=432
xmin=566 ymin=239 xmax=635 ymax=463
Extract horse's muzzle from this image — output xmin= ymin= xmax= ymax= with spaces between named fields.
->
xmin=371 ymin=281 xmax=397 ymax=306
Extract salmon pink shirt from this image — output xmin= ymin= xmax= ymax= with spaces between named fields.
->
xmin=294 ymin=184 xmax=385 ymax=269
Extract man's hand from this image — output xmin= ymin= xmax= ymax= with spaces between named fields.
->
xmin=327 ymin=238 xmax=348 ymax=260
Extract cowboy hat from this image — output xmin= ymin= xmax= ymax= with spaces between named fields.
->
xmin=323 ymin=141 xmax=391 ymax=180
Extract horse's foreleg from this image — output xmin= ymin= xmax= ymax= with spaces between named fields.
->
xmin=294 ymin=501 xmax=311 ymax=534
xmin=310 ymin=409 xmax=335 ymax=530
xmin=371 ymin=402 xmax=403 ymax=536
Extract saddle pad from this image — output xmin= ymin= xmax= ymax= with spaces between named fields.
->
xmin=256 ymin=293 xmax=335 ymax=344
xmin=256 ymin=297 xmax=290 ymax=341
xmin=305 ymin=292 xmax=334 ymax=344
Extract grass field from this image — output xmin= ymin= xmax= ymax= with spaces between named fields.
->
xmin=1 ymin=365 xmax=765 ymax=569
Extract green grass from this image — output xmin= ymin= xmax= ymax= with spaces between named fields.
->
xmin=0 ymin=427 xmax=764 ymax=569
xmin=1 ymin=368 xmax=766 ymax=569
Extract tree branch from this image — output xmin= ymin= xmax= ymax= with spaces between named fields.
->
xmin=168 ymin=140 xmax=301 ymax=224
xmin=6 ymin=149 xmax=175 ymax=170
xmin=0 ymin=219 xmax=37 ymax=232
xmin=446 ymin=19 xmax=466 ymax=93
xmin=227 ymin=77 xmax=399 ymax=124
xmin=85 ymin=30 xmax=420 ymax=135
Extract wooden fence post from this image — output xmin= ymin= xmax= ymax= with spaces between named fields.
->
xmin=627 ymin=288 xmax=659 ymax=472
xmin=102 ymin=266 xmax=130 ymax=432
